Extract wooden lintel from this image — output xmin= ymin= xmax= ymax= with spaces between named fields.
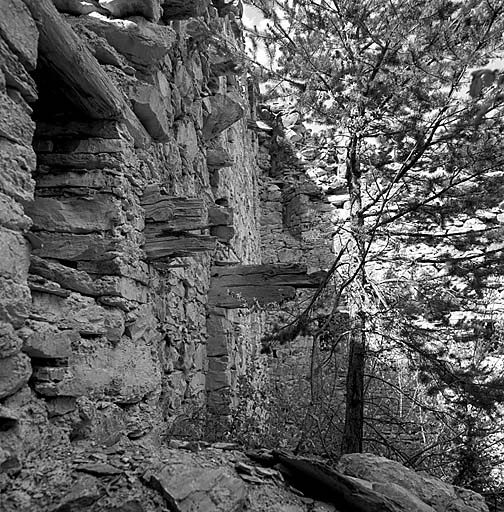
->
xmin=23 ymin=0 xmax=150 ymax=148
xmin=208 ymin=263 xmax=326 ymax=308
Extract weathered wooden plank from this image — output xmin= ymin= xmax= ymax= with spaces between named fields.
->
xmin=209 ymin=284 xmax=297 ymax=308
xmin=22 ymin=0 xmax=150 ymax=147
xmin=211 ymin=263 xmax=324 ymax=288
xmin=208 ymin=264 xmax=326 ymax=308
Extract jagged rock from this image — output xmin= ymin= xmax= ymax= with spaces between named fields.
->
xmin=202 ymin=93 xmax=244 ymax=140
xmin=0 ymin=192 xmax=31 ymax=231
xmin=0 ymin=279 xmax=31 ymax=328
xmin=23 ymin=325 xmax=76 ymax=359
xmin=0 ymin=38 xmax=38 ymax=103
xmin=0 ymin=0 xmax=38 ymax=70
xmin=70 ymin=24 xmax=134 ymax=72
xmin=161 ymin=0 xmax=210 ymax=20
xmin=99 ymin=0 xmax=161 ymax=21
xmin=0 ymin=322 xmax=23 ymax=359
xmin=51 ymin=474 xmax=101 ymax=511
xmin=131 ymin=82 xmax=173 ymax=141
xmin=206 ymin=144 xmax=233 ymax=168
xmin=338 ymin=453 xmax=488 ymax=512
xmin=0 ymin=352 xmax=31 ymax=399
xmin=146 ymin=464 xmax=247 ymax=511
xmin=76 ymin=461 xmax=123 ymax=476
xmin=0 ymin=91 xmax=36 ymax=145
xmin=46 ymin=396 xmax=77 ymax=417
xmin=73 ymin=13 xmax=176 ymax=69
xmin=0 ymin=228 xmax=30 ymax=282
xmin=26 ymin=195 xmax=125 ymax=234
xmin=175 ymin=118 xmax=198 ymax=164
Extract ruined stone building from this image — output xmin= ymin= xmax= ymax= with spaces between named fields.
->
xmin=0 ymin=2 xmax=500 ymax=511
xmin=0 ymin=0 xmax=335 ymax=470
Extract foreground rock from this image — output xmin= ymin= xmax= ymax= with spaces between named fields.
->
xmin=0 ymin=441 xmax=488 ymax=512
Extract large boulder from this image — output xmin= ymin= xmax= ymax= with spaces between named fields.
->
xmin=338 ymin=453 xmax=488 ymax=512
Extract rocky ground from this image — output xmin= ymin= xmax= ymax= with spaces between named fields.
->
xmin=0 ymin=431 xmax=489 ymax=512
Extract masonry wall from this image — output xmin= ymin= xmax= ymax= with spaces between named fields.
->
xmin=0 ymin=0 xmax=266 ymax=469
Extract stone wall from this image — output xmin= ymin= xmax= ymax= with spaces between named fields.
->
xmin=0 ymin=0 xmax=336 ymax=471
xmin=0 ymin=0 xmax=270 ymax=468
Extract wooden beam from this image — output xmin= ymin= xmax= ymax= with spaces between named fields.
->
xmin=209 ymin=263 xmax=326 ymax=308
xmin=22 ymin=0 xmax=150 ymax=147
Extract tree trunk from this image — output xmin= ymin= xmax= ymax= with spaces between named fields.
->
xmin=341 ymin=311 xmax=366 ymax=453
xmin=341 ymin=134 xmax=366 ymax=454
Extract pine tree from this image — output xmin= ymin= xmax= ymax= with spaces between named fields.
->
xmin=249 ymin=0 xmax=504 ymax=454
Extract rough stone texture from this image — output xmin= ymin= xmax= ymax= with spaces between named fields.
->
xmin=131 ymin=81 xmax=173 ymax=141
xmin=147 ymin=464 xmax=247 ymax=511
xmin=99 ymin=0 xmax=162 ymax=21
xmin=203 ymin=93 xmax=245 ymax=140
xmin=338 ymin=453 xmax=489 ymax=512
xmin=0 ymin=352 xmax=32 ymax=399
xmin=22 ymin=325 xmax=75 ymax=359
xmin=26 ymin=195 xmax=126 ymax=233
xmin=72 ymin=13 xmax=177 ymax=70
xmin=0 ymin=139 xmax=36 ymax=202
xmin=0 ymin=0 xmax=38 ymax=69
xmin=0 ymin=90 xmax=36 ymax=143
xmin=0 ymin=37 xmax=38 ymax=103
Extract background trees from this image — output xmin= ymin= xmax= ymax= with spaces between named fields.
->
xmin=245 ymin=0 xmax=504 ymax=490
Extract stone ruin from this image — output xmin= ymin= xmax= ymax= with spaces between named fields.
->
xmin=0 ymin=1 xmax=494 ymax=511
xmin=0 ymin=0 xmax=332 ymax=471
